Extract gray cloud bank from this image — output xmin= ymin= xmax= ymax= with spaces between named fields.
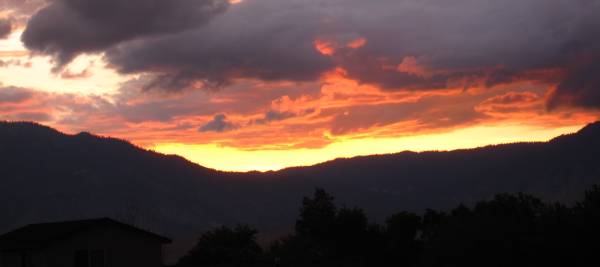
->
xmin=21 ymin=0 xmax=229 ymax=66
xmin=18 ymin=0 xmax=600 ymax=109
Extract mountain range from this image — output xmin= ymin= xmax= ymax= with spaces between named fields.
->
xmin=1 ymin=121 xmax=599 ymax=260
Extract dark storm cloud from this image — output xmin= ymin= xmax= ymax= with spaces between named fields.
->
xmin=334 ymin=0 xmax=600 ymax=91
xmin=20 ymin=0 xmax=600 ymax=109
xmin=106 ymin=0 xmax=600 ymax=94
xmin=106 ymin=0 xmax=333 ymax=91
xmin=199 ymin=114 xmax=238 ymax=132
xmin=547 ymin=58 xmax=600 ymax=110
xmin=0 ymin=18 xmax=12 ymax=39
xmin=21 ymin=0 xmax=229 ymax=66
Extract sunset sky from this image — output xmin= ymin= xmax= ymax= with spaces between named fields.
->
xmin=1 ymin=0 xmax=599 ymax=171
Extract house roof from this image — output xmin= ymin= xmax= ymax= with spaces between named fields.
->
xmin=0 ymin=218 xmax=171 ymax=250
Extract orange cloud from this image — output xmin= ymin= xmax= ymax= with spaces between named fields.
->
xmin=1 ymin=66 xmax=599 ymax=171
xmin=0 ymin=50 xmax=29 ymax=57
xmin=315 ymin=37 xmax=367 ymax=57
xmin=314 ymin=39 xmax=336 ymax=56
xmin=346 ymin=38 xmax=367 ymax=49
xmin=476 ymin=91 xmax=542 ymax=115
xmin=397 ymin=56 xmax=431 ymax=78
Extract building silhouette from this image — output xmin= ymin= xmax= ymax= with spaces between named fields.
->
xmin=0 ymin=218 xmax=171 ymax=267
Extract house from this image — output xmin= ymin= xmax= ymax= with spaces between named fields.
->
xmin=0 ymin=218 xmax=171 ymax=267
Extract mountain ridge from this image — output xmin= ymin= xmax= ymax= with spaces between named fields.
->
xmin=1 ymin=120 xmax=600 ymax=261
xmin=4 ymin=120 xmax=597 ymax=174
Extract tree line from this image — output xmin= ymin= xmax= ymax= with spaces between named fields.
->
xmin=176 ymin=185 xmax=600 ymax=267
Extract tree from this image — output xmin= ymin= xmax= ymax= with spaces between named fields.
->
xmin=178 ymin=224 xmax=262 ymax=267
xmin=295 ymin=188 xmax=337 ymax=239
xmin=384 ymin=211 xmax=422 ymax=266
xmin=573 ymin=185 xmax=600 ymax=265
xmin=420 ymin=209 xmax=447 ymax=243
xmin=421 ymin=193 xmax=549 ymax=267
xmin=331 ymin=207 xmax=372 ymax=264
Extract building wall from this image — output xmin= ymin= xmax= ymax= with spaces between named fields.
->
xmin=0 ymin=250 xmax=40 ymax=267
xmin=0 ymin=251 xmax=21 ymax=267
xmin=38 ymin=225 xmax=164 ymax=267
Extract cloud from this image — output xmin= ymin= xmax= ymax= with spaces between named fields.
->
xmin=104 ymin=0 xmax=600 ymax=97
xmin=476 ymin=91 xmax=542 ymax=115
xmin=547 ymin=58 xmax=600 ymax=110
xmin=10 ymin=111 xmax=52 ymax=121
xmin=0 ymin=87 xmax=52 ymax=122
xmin=0 ymin=59 xmax=31 ymax=68
xmin=0 ymin=86 xmax=34 ymax=103
xmin=21 ymin=0 xmax=229 ymax=67
xmin=60 ymin=67 xmax=92 ymax=80
xmin=0 ymin=0 xmax=49 ymax=15
xmin=199 ymin=114 xmax=238 ymax=132
xmin=0 ymin=78 xmax=596 ymax=151
xmin=253 ymin=110 xmax=297 ymax=125
xmin=0 ymin=18 xmax=12 ymax=39
xmin=105 ymin=0 xmax=333 ymax=91
xmin=0 ymin=0 xmax=49 ymax=27
xmin=482 ymin=92 xmax=540 ymax=106
xmin=13 ymin=0 xmax=600 ymax=129
xmin=326 ymin=95 xmax=486 ymax=136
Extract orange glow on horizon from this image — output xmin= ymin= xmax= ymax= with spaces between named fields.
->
xmin=152 ymin=123 xmax=589 ymax=172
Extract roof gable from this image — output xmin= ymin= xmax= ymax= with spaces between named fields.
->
xmin=0 ymin=218 xmax=171 ymax=250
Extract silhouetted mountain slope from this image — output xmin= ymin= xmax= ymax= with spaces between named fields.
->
xmin=1 ymin=121 xmax=600 ymax=260
xmin=275 ymin=121 xmax=600 ymax=214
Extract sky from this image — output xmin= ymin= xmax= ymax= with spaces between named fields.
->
xmin=0 ymin=0 xmax=599 ymax=171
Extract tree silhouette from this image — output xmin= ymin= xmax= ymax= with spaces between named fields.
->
xmin=330 ymin=207 xmax=372 ymax=265
xmin=181 ymin=184 xmax=600 ymax=267
xmin=272 ymin=189 xmax=377 ymax=266
xmin=383 ymin=211 xmax=422 ymax=266
xmin=295 ymin=188 xmax=337 ymax=239
xmin=420 ymin=209 xmax=446 ymax=243
xmin=573 ymin=185 xmax=600 ymax=265
xmin=178 ymin=224 xmax=262 ymax=267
